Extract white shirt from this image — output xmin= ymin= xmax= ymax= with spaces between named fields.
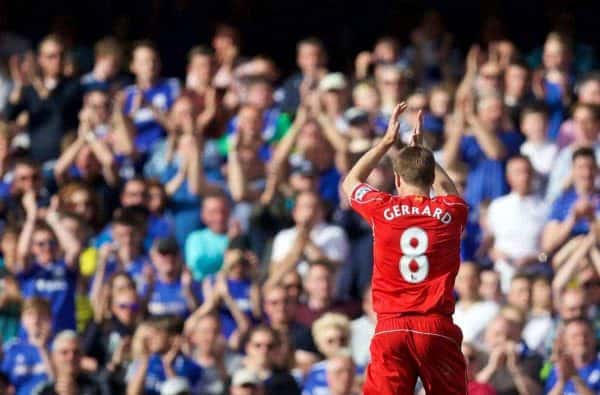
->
xmin=520 ymin=140 xmax=558 ymax=176
xmin=350 ymin=315 xmax=376 ymax=367
xmin=487 ymin=192 xmax=548 ymax=260
xmin=523 ymin=313 xmax=554 ymax=357
xmin=270 ymin=222 xmax=350 ymax=276
xmin=453 ymin=300 xmax=500 ymax=344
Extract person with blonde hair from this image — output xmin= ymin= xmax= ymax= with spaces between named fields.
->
xmin=303 ymin=313 xmax=352 ymax=395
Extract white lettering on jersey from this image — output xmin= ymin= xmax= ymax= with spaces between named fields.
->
xmin=382 ymin=204 xmax=453 ymax=224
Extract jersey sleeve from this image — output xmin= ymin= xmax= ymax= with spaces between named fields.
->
xmin=348 ymin=183 xmax=390 ymax=222
xmin=438 ymin=195 xmax=469 ymax=229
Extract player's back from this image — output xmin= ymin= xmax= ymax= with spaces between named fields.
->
xmin=349 ymin=184 xmax=468 ymax=319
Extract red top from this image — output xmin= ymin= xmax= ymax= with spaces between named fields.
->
xmin=349 ymin=183 xmax=468 ymax=319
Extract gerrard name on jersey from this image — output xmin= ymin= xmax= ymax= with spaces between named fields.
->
xmin=382 ymin=203 xmax=453 ymax=224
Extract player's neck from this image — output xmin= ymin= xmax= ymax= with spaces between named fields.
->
xmin=396 ymin=185 xmax=430 ymax=198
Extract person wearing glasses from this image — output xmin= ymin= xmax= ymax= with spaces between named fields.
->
xmin=13 ymin=190 xmax=81 ymax=334
xmin=5 ymin=34 xmax=83 ymax=164
xmin=82 ymin=274 xmax=140 ymax=375
xmin=232 ymin=325 xmax=300 ymax=395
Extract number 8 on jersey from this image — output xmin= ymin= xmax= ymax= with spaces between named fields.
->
xmin=399 ymin=227 xmax=429 ymax=283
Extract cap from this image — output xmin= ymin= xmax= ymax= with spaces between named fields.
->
xmin=318 ymin=72 xmax=347 ymax=92
xmin=232 ymin=369 xmax=261 ymax=387
xmin=160 ymin=377 xmax=190 ymax=395
xmin=153 ymin=236 xmax=179 ymax=255
xmin=291 ymin=160 xmax=318 ymax=177
xmin=344 ymin=107 xmax=370 ymax=125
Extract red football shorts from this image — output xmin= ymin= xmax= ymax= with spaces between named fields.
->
xmin=363 ymin=314 xmax=467 ymax=395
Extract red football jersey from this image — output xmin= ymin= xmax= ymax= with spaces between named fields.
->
xmin=349 ymin=183 xmax=468 ymax=318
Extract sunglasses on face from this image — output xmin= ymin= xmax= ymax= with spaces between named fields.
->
xmin=325 ymin=336 xmax=348 ymax=345
xmin=283 ymin=282 xmax=301 ymax=290
xmin=116 ymin=302 xmax=139 ymax=312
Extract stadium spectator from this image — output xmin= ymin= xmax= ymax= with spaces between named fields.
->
xmin=477 ymin=313 xmax=543 ymax=395
xmin=544 ymin=318 xmax=600 ymax=394
xmin=5 ymin=35 xmax=82 ymax=163
xmin=546 ymin=103 xmax=600 ymax=202
xmin=542 ymin=147 xmax=599 ymax=254
xmin=126 ymin=316 xmax=202 ymax=395
xmin=34 ymin=329 xmax=109 ymax=394
xmin=349 ymin=285 xmax=375 ymax=369
xmin=278 ymin=38 xmax=327 ymax=114
xmin=231 ymin=325 xmax=300 ymax=395
xmin=185 ymin=192 xmax=231 ymax=281
xmin=80 ymin=37 xmax=128 ymax=94
xmin=454 ymin=262 xmax=500 ymax=344
xmin=1 ymin=297 xmax=52 ymax=395
xmin=123 ymin=41 xmax=180 ymax=154
xmin=487 ymin=156 xmax=548 ymax=280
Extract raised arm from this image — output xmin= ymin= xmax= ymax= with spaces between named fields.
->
xmin=46 ymin=207 xmax=82 ymax=269
xmin=466 ymin=110 xmax=507 ymax=160
xmin=433 ymin=163 xmax=459 ymax=196
xmin=54 ymin=136 xmax=86 ymax=184
xmin=227 ymin=136 xmax=248 ymax=202
xmin=15 ymin=191 xmax=38 ymax=274
xmin=551 ymin=234 xmax=594 ymax=295
xmin=315 ymin=112 xmax=350 ymax=173
xmin=342 ymin=102 xmax=406 ymax=197
xmin=87 ymin=134 xmax=118 ymax=186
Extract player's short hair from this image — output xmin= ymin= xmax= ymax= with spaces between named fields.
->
xmin=393 ymin=146 xmax=435 ymax=189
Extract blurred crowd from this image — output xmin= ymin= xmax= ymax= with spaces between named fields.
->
xmin=0 ymin=9 xmax=599 ymax=395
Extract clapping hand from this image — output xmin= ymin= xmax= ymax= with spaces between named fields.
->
xmin=409 ymin=110 xmax=424 ymax=147
xmin=382 ymin=102 xmax=407 ymax=146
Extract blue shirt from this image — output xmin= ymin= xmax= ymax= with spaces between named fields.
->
xmin=548 ymin=188 xmax=600 ymax=236
xmin=544 ymin=79 xmax=566 ymax=141
xmin=319 ymin=167 xmax=341 ymax=207
xmin=217 ymin=278 xmax=254 ymax=339
xmin=142 ymin=278 xmax=203 ymax=318
xmin=95 ymin=214 xmax=172 ymax=253
xmin=460 ymin=130 xmax=523 ymax=210
xmin=1 ymin=338 xmax=49 ymax=395
xmin=161 ymin=162 xmax=202 ymax=246
xmin=130 ymin=353 xmax=203 ymax=395
xmin=184 ymin=229 xmax=228 ymax=281
xmin=18 ymin=260 xmax=77 ymax=333
xmin=90 ymin=254 xmax=151 ymax=294
xmin=123 ymin=78 xmax=180 ymax=153
xmin=544 ymin=357 xmax=600 ymax=394
xmin=302 ymin=361 xmax=363 ymax=395
xmin=302 ymin=361 xmax=328 ymax=395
